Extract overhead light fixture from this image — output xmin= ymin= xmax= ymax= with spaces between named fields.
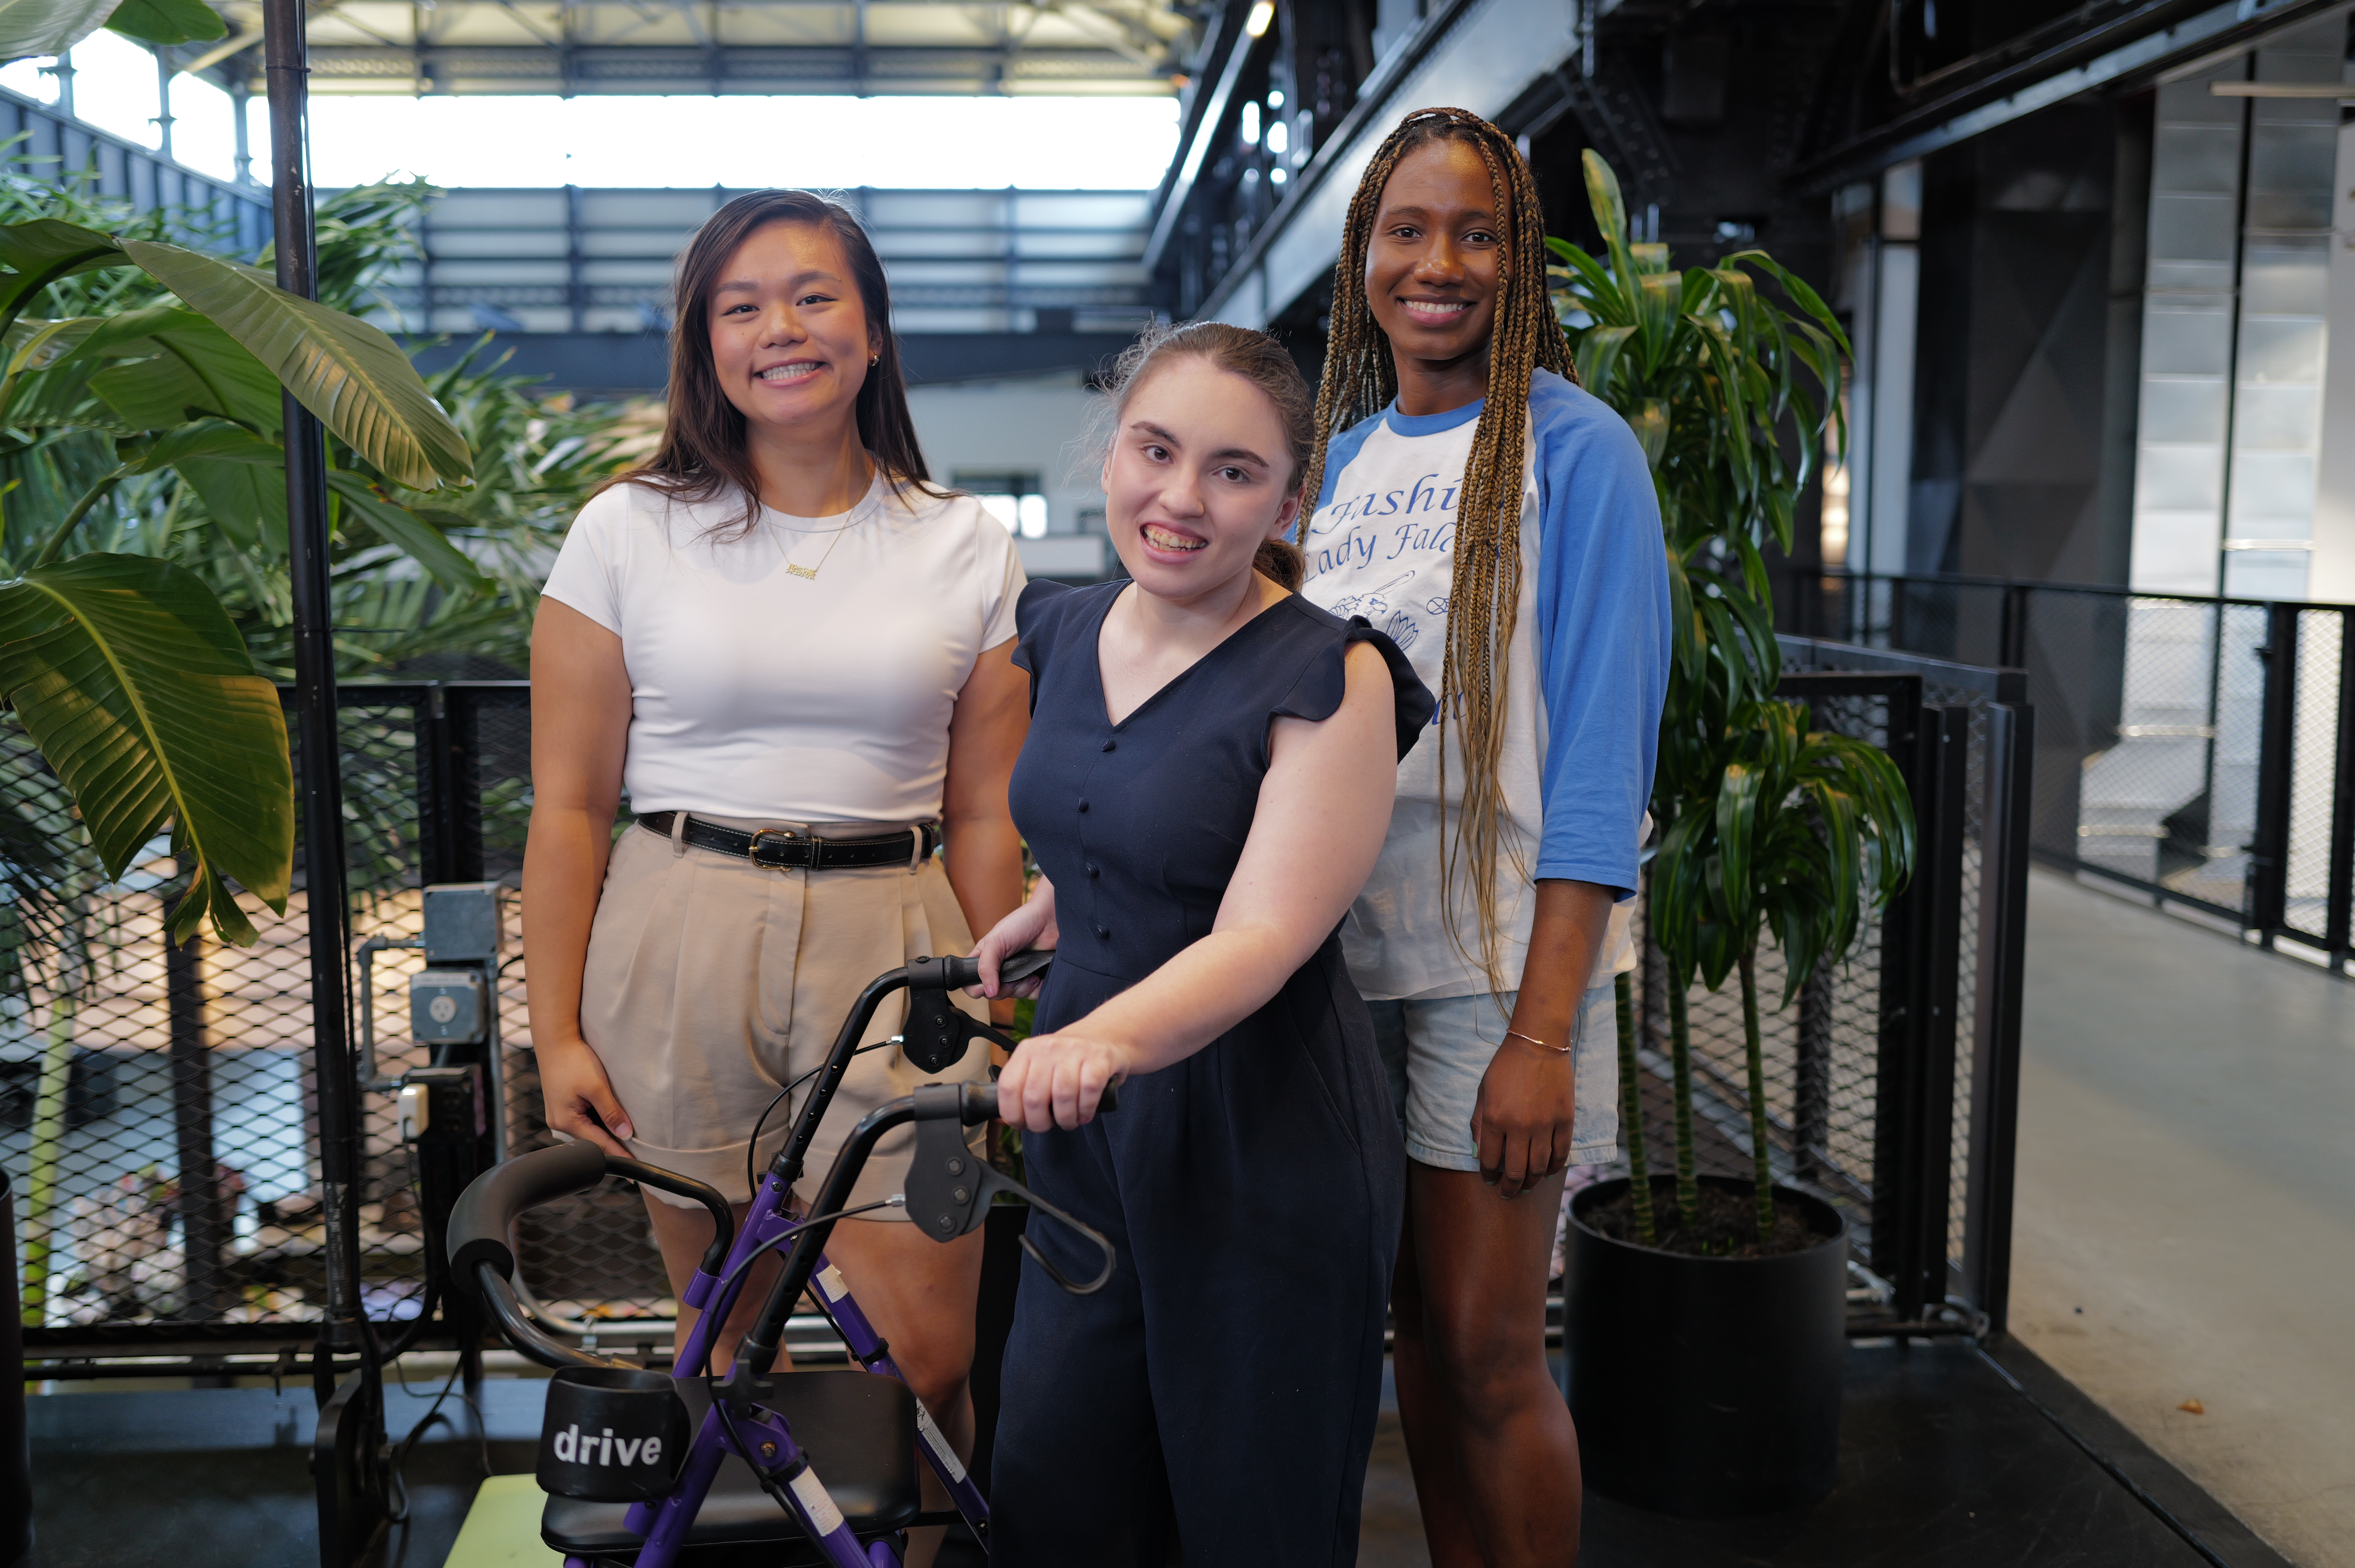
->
xmin=2208 ymin=81 xmax=2355 ymax=98
xmin=1245 ymin=0 xmax=1275 ymax=38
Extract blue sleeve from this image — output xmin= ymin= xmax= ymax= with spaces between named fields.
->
xmin=1529 ymin=371 xmax=1671 ymax=898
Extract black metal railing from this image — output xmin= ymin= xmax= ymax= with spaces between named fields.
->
xmin=1783 ymin=570 xmax=2355 ymax=968
xmin=1618 ymin=637 xmax=2031 ymax=1336
xmin=8 ymin=655 xmax=2031 ymax=1362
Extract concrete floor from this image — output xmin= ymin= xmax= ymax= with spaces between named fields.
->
xmin=2011 ymin=868 xmax=2355 ymax=1568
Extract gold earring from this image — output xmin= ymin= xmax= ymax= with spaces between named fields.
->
xmin=869 ymin=352 xmax=880 ymax=366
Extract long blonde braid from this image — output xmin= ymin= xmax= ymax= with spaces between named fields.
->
xmin=1301 ymin=107 xmax=1575 ymax=993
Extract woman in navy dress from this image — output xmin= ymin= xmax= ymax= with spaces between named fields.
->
xmin=969 ymin=322 xmax=1433 ymax=1564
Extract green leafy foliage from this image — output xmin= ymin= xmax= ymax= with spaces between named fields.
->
xmin=101 ymin=0 xmax=224 ymax=45
xmin=1549 ymin=150 xmax=1849 ymax=792
xmin=0 ymin=0 xmax=117 ymax=71
xmin=1550 ymin=153 xmax=1912 ymax=1245
xmin=0 ymin=553 xmax=290 ymax=944
xmin=1649 ymin=701 xmax=1913 ymax=999
xmin=0 ymin=181 xmax=506 ymax=944
xmin=123 ymin=239 xmax=473 ymax=490
xmin=0 ymin=0 xmax=220 ymax=60
xmin=0 ymin=169 xmax=635 ymax=949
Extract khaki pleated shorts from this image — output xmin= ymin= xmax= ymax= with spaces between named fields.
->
xmin=579 ymin=813 xmax=990 ymax=1217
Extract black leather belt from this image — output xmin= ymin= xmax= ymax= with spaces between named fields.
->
xmin=636 ymin=812 xmax=940 ymax=870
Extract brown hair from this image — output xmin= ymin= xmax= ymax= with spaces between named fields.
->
xmin=1303 ymin=107 xmax=1575 ymax=992
xmin=1099 ymin=321 xmax=1311 ymax=591
xmin=614 ymin=189 xmax=946 ymax=533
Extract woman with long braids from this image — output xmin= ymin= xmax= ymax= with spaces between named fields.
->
xmin=1300 ymin=109 xmax=1670 ymax=1564
xmin=523 ymin=190 xmax=1028 ymax=1566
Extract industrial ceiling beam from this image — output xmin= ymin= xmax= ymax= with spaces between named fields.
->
xmin=199 ymin=0 xmax=1195 ymax=95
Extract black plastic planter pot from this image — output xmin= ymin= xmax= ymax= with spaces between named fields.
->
xmin=1566 ymin=1174 xmax=1848 ymax=1518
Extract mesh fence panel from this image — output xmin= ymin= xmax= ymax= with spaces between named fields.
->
xmin=449 ymin=689 xmax=673 ymax=1342
xmin=15 ymin=659 xmax=2025 ymax=1342
xmin=2283 ymin=609 xmax=2343 ymax=946
xmin=4 ymin=688 xmax=673 ymax=1341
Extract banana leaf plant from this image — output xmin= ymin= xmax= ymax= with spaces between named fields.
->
xmin=1550 ymin=152 xmax=1909 ymax=1249
xmin=0 ymin=218 xmax=477 ymax=947
xmin=1649 ymin=700 xmax=1913 ymax=1243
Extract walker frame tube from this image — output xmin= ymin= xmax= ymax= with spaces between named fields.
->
xmin=610 ymin=965 xmax=989 ymax=1567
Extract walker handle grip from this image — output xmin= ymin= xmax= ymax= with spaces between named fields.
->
xmin=936 ymin=948 xmax=1054 ymax=993
xmin=448 ymin=1139 xmax=607 ymax=1283
xmin=962 ymin=1078 xmax=1121 ymax=1122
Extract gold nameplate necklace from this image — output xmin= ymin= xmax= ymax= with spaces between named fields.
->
xmin=776 ymin=502 xmax=870 ymax=581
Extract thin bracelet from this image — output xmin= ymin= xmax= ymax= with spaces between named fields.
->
xmin=1505 ymin=1028 xmax=1571 ymax=1056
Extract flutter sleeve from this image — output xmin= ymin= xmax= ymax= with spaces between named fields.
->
xmin=1272 ymin=611 xmax=1437 ymax=762
xmin=1010 ymin=577 xmax=1080 ymax=714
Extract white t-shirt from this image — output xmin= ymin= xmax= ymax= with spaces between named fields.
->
xmin=541 ymin=471 xmax=1026 ymax=824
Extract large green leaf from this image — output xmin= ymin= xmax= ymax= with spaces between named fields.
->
xmin=324 ymin=471 xmax=486 ymax=590
xmin=132 ymin=418 xmax=288 ymax=554
xmin=175 ymin=450 xmax=287 ymax=554
xmin=0 ymin=552 xmax=291 ymax=945
xmin=0 ymin=0 xmax=112 ymax=65
xmin=121 ymin=240 xmax=473 ymax=490
xmin=104 ymin=0 xmax=223 ymax=44
xmin=83 ymin=309 xmax=286 ymax=432
xmin=0 ymin=220 xmax=124 ymax=324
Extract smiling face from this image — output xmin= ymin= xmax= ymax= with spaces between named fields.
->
xmin=1102 ymin=355 xmax=1302 ymax=604
xmin=706 ymin=219 xmax=880 ymax=441
xmin=1363 ymin=136 xmax=1506 ymax=399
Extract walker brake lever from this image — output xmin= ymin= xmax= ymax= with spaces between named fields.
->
xmin=1011 ymin=1186 xmax=1118 ymax=1296
xmin=901 ymin=951 xmax=1049 ymax=1071
xmin=904 ymin=1084 xmax=1117 ymax=1294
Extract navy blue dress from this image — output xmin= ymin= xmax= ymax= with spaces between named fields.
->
xmin=990 ymin=579 xmax=1434 ymax=1566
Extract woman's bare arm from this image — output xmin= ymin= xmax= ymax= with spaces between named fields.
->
xmin=939 ymin=638 xmax=1030 ymax=994
xmin=521 ymin=597 xmax=637 ymax=1154
xmin=994 ymin=641 xmax=1397 ymax=1131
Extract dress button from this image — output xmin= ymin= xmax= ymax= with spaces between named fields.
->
xmin=1078 ymin=799 xmax=1090 ymax=813
xmin=1086 ymin=863 xmax=1099 ymax=878
xmin=1101 ymin=740 xmax=1116 ymax=752
xmin=1094 ymin=923 xmax=1110 ymax=939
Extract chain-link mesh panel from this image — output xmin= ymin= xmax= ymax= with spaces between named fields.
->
xmin=4 ymin=686 xmax=675 ymax=1340
xmin=2016 ymin=588 xmax=2128 ymax=864
xmin=2 ymin=699 xmax=424 ymax=1331
xmin=2283 ymin=609 xmax=2344 ymax=945
xmin=448 ymin=689 xmax=674 ymax=1340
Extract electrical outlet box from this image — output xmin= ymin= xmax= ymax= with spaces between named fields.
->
xmin=398 ymin=1064 xmax=485 ymax=1143
xmin=422 ymin=883 xmax=506 ymax=966
xmin=411 ymin=968 xmax=487 ymax=1044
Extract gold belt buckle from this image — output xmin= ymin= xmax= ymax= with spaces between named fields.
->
xmin=747 ymin=828 xmax=803 ymax=868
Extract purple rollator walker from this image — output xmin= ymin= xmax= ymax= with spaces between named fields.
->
xmin=448 ymin=949 xmax=1114 ymax=1566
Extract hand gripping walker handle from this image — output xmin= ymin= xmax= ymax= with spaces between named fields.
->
xmin=903 ymin=1079 xmax=1122 ymax=1294
xmin=935 ymin=947 xmax=1055 ymax=993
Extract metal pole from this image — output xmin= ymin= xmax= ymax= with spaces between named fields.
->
xmin=263 ymin=0 xmax=365 ymax=1357
xmin=152 ymin=47 xmax=175 ymax=161
xmin=231 ymin=79 xmax=252 ymax=186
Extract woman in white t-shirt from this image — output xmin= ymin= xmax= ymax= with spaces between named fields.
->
xmin=522 ymin=191 xmax=1028 ymax=1542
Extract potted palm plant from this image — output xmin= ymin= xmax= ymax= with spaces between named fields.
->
xmin=1549 ymin=152 xmax=1913 ymax=1517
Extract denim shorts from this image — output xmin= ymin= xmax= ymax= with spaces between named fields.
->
xmin=1367 ymin=984 xmax=1621 ymax=1171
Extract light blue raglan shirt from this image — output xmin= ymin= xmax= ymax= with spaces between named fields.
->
xmin=1299 ymin=368 xmax=1670 ymax=1001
